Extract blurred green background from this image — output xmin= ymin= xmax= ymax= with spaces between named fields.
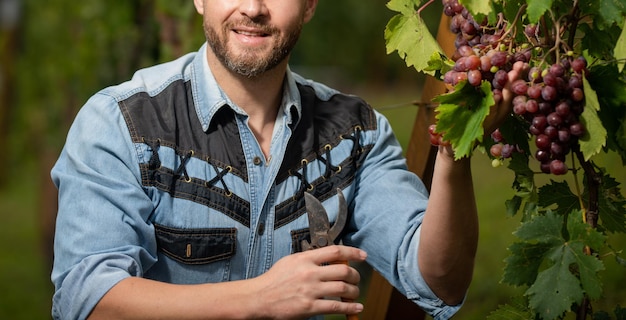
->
xmin=0 ymin=0 xmax=624 ymax=319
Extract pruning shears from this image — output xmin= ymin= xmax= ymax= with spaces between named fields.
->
xmin=301 ymin=188 xmax=358 ymax=320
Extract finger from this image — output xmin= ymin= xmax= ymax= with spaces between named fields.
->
xmin=309 ymin=245 xmax=367 ymax=266
xmin=311 ymin=296 xmax=364 ymax=316
xmin=318 ymin=263 xmax=361 ymax=285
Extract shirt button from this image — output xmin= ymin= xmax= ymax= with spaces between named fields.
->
xmin=253 ymin=156 xmax=262 ymax=166
xmin=257 ymin=222 xmax=265 ymax=236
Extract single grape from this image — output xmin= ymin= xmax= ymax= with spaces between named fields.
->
xmin=569 ymin=74 xmax=582 ymax=88
xmin=550 ymin=142 xmax=565 ymax=156
xmin=501 ymin=144 xmax=514 ymax=158
xmin=555 ymin=101 xmax=571 ymax=117
xmin=527 ymin=85 xmax=542 ymax=99
xmin=524 ymin=24 xmax=537 ymax=37
xmin=529 ymin=125 xmax=542 ymax=136
xmin=468 ymin=69 xmax=482 ymax=86
xmin=491 ymin=51 xmax=508 ymax=67
xmin=491 ymin=129 xmax=504 ymax=143
xmin=535 ymin=134 xmax=551 ymax=150
xmin=542 ymin=85 xmax=558 ymax=101
xmin=490 ymin=143 xmax=503 ymax=157
xmin=532 ymin=115 xmax=548 ymax=130
xmin=549 ymin=63 xmax=565 ymax=77
xmin=457 ymin=45 xmax=474 ymax=57
xmin=558 ymin=128 xmax=571 ymax=142
xmin=543 ymin=73 xmax=557 ymax=87
xmin=571 ymin=56 xmax=587 ymax=74
xmin=571 ymin=88 xmax=584 ymax=102
xmin=570 ymin=122 xmax=585 ymax=136
xmin=549 ymin=159 xmax=568 ymax=175
xmin=547 ymin=112 xmax=563 ymax=127
xmin=512 ymin=79 xmax=529 ymax=95
xmin=480 ymin=55 xmax=492 ymax=72
xmin=544 ymin=126 xmax=558 ymax=140
xmin=462 ymin=21 xmax=477 ymax=35
xmin=525 ymin=99 xmax=539 ymax=113
xmin=535 ymin=149 xmax=550 ymax=162
xmin=492 ymin=69 xmax=508 ymax=89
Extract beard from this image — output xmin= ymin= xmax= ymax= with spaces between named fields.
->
xmin=204 ymin=19 xmax=302 ymax=78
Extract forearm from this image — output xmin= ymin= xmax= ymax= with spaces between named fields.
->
xmin=89 ymin=277 xmax=259 ymax=320
xmin=418 ymin=145 xmax=479 ymax=305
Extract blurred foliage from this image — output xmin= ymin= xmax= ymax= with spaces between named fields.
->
xmin=3 ymin=0 xmax=437 ymax=174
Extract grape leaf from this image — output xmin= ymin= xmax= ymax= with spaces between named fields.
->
xmin=538 ymin=180 xmax=580 ymax=216
xmin=566 ymin=214 xmax=606 ymax=300
xmin=615 ymin=21 xmax=626 ymax=72
xmin=526 ymin=256 xmax=584 ymax=320
xmin=503 ymin=241 xmax=552 ymax=286
xmin=432 ymin=81 xmax=494 ymax=159
xmin=526 ymin=0 xmax=554 ymax=23
xmin=386 ymin=0 xmax=421 ymax=15
xmin=586 ymin=63 xmax=626 ymax=161
xmin=580 ymin=76 xmax=607 ymax=161
xmin=514 ymin=210 xmax=563 ymax=242
xmin=384 ymin=3 xmax=444 ymax=75
xmin=506 ymin=154 xmax=538 ymax=220
xmin=588 ymin=0 xmax=626 ymax=29
xmin=521 ymin=212 xmax=606 ymax=320
xmin=460 ymin=0 xmax=494 ymax=22
xmin=486 ymin=296 xmax=534 ymax=320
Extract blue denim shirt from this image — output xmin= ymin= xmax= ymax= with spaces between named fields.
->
xmin=51 ymin=43 xmax=462 ymax=320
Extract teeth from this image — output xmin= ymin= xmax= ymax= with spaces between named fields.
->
xmin=237 ymin=30 xmax=262 ymax=36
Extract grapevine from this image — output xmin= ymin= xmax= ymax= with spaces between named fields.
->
xmin=385 ymin=0 xmax=626 ymax=319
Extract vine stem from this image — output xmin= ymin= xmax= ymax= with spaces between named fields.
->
xmin=570 ymin=151 xmax=587 ymax=223
xmin=417 ymin=0 xmax=435 ymax=16
xmin=573 ymin=147 xmax=601 ymax=320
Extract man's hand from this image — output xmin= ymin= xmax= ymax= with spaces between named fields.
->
xmin=483 ymin=60 xmax=527 ymax=135
xmin=250 ymin=245 xmax=367 ymax=320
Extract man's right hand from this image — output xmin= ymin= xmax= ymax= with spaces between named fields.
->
xmin=250 ymin=245 xmax=367 ymax=320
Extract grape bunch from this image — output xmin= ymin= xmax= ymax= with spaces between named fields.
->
xmin=435 ymin=0 xmax=588 ymax=175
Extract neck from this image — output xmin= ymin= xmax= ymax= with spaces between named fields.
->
xmin=205 ymin=49 xmax=287 ymax=159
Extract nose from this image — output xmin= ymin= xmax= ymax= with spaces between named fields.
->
xmin=239 ymin=0 xmax=269 ymax=19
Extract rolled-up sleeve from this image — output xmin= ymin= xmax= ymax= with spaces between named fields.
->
xmin=50 ymin=93 xmax=157 ymax=320
xmin=345 ymin=112 xmax=463 ymax=319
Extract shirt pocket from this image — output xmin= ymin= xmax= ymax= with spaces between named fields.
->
xmin=154 ymin=223 xmax=237 ymax=265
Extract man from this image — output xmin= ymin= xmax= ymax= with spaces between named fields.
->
xmin=51 ymin=0 xmax=517 ymax=319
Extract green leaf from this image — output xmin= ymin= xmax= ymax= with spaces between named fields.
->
xmin=384 ymin=10 xmax=444 ymax=75
xmin=386 ymin=0 xmax=421 ymax=15
xmin=580 ymin=76 xmax=607 ymax=160
xmin=432 ymin=81 xmax=494 ymax=159
xmin=591 ymin=0 xmax=626 ymax=28
xmin=566 ymin=214 xmax=606 ymax=299
xmin=514 ymin=210 xmax=563 ymax=242
xmin=506 ymin=195 xmax=523 ymax=217
xmin=503 ymin=241 xmax=552 ymax=286
xmin=461 ymin=0 xmax=493 ymax=17
xmin=520 ymin=212 xmax=606 ymax=319
xmin=526 ymin=0 xmax=554 ymax=23
xmin=538 ymin=180 xmax=580 ymax=216
xmin=615 ymin=21 xmax=626 ymax=72
xmin=526 ymin=247 xmax=585 ymax=320
xmin=486 ymin=296 xmax=534 ymax=320
xmin=586 ymin=63 xmax=626 ymax=161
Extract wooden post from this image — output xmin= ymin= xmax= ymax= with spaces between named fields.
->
xmin=361 ymin=13 xmax=456 ymax=320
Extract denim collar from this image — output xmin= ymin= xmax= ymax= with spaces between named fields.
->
xmin=190 ymin=42 xmax=302 ymax=132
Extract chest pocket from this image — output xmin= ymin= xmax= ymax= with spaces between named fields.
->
xmin=154 ymin=224 xmax=237 ymax=264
